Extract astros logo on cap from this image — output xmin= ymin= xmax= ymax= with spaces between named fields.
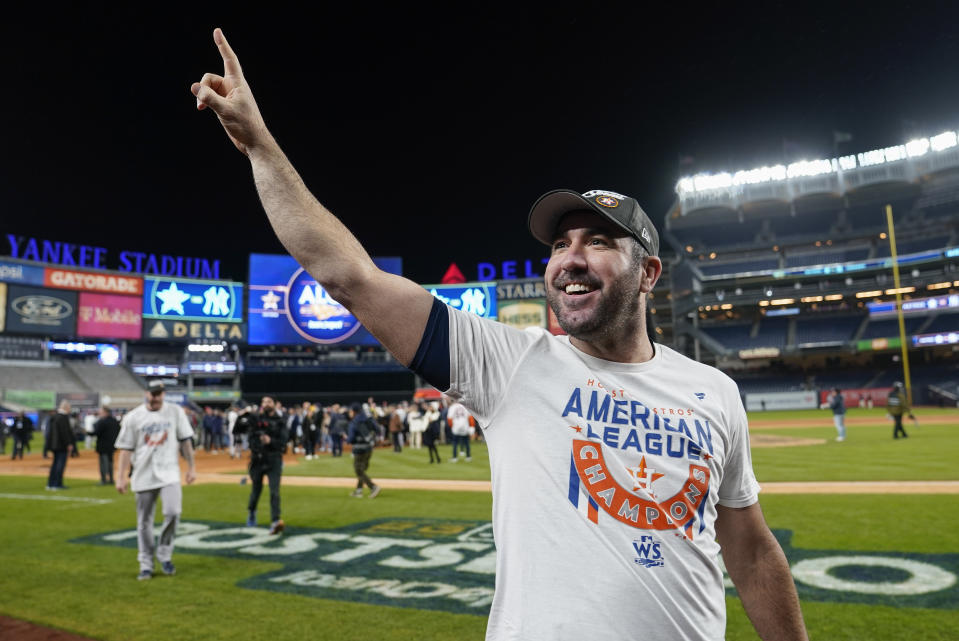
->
xmin=596 ymin=195 xmax=619 ymax=208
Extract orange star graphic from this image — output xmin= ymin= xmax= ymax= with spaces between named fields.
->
xmin=626 ymin=456 xmax=665 ymax=495
xmin=637 ymin=456 xmax=665 ymax=486
xmin=569 ymin=425 xmax=583 ymax=433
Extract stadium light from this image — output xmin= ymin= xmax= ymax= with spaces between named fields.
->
xmin=801 ymin=296 xmax=823 ymax=303
xmin=758 ymin=300 xmax=770 ymax=307
xmin=676 ymin=129 xmax=959 ymax=195
xmin=188 ymin=344 xmax=225 ymax=352
xmin=855 ymin=290 xmax=883 ymax=298
xmin=824 ymin=294 xmax=843 ymax=301
xmin=906 ymin=138 xmax=930 ymax=157
xmin=885 ymin=287 xmax=916 ymax=295
xmin=928 ymin=282 xmax=953 ymax=290
xmin=770 ymin=298 xmax=795 ymax=305
xmin=930 ymin=131 xmax=958 ymax=152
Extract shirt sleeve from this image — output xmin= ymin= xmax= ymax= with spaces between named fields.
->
xmin=446 ymin=305 xmax=540 ymax=425
xmin=717 ymin=379 xmax=761 ymax=508
xmin=115 ymin=412 xmax=135 ymax=451
xmin=409 ymin=297 xmax=452 ymax=391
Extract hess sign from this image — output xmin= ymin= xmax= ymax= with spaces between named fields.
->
xmin=143 ymin=276 xmax=243 ymax=323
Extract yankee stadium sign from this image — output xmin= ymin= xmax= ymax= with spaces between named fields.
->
xmin=74 ymin=519 xmax=959 ymax=614
xmin=5 ymin=234 xmax=221 ymax=279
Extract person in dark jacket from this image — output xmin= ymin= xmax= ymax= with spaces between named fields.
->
xmin=887 ymin=382 xmax=914 ymax=439
xmin=93 ymin=406 xmax=121 ymax=485
xmin=46 ymin=400 xmax=76 ymax=490
xmin=423 ymin=404 xmax=441 ymax=464
xmin=246 ymin=396 xmax=289 ymax=534
xmin=12 ymin=412 xmax=33 ymax=459
xmin=328 ymin=404 xmax=348 ymax=457
xmin=302 ymin=402 xmax=320 ymax=459
xmin=347 ymin=403 xmax=380 ymax=498
xmin=827 ymin=388 xmax=846 ymax=442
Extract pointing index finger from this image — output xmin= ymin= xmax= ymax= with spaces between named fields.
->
xmin=213 ymin=27 xmax=242 ymax=77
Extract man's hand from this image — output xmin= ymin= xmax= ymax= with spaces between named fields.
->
xmin=116 ymin=478 xmax=129 ymax=494
xmin=185 ymin=468 xmax=197 ymax=485
xmin=191 ymin=28 xmax=271 ymax=155
xmin=260 ymin=434 xmax=271 ymax=445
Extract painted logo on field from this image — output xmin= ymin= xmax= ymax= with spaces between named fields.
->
xmin=72 ymin=519 xmax=959 ymax=613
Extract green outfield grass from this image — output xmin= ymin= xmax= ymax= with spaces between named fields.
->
xmin=3 ymin=406 xmax=957 ymax=640
xmin=746 ymin=407 xmax=959 ymax=482
xmin=1 ymin=476 xmax=957 ymax=641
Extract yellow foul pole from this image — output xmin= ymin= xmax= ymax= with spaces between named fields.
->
xmin=885 ymin=204 xmax=913 ymax=405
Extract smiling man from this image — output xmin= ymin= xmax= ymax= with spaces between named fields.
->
xmin=193 ymin=28 xmax=807 ymax=641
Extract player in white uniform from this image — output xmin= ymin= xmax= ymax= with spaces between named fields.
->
xmin=193 ymin=29 xmax=807 ymax=640
xmin=115 ymin=380 xmax=197 ymax=580
xmin=446 ymin=401 xmax=472 ymax=462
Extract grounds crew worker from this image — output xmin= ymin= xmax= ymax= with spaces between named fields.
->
xmin=246 ymin=396 xmax=288 ymax=534
xmin=887 ymin=381 xmax=914 ymax=439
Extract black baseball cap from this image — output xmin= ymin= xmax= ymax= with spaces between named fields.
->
xmin=147 ymin=380 xmax=165 ymax=394
xmin=528 ymin=189 xmax=659 ymax=257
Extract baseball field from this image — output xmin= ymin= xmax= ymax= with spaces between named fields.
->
xmin=1 ymin=406 xmax=957 ymax=640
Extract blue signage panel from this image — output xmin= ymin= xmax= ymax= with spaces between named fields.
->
xmin=868 ymin=294 xmax=959 ymax=317
xmin=0 ymin=259 xmax=46 ymax=286
xmin=142 ymin=276 xmax=243 ymax=323
xmin=5 ymin=285 xmax=77 ymax=336
xmin=247 ymin=254 xmax=402 ymax=346
xmin=423 ymin=282 xmax=498 ymax=318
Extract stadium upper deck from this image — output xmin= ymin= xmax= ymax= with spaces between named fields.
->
xmin=662 ymin=132 xmax=959 ymax=394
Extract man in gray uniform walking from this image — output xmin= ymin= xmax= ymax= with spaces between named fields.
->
xmin=115 ymin=381 xmax=197 ymax=580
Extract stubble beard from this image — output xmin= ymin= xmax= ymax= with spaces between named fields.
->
xmin=547 ymin=269 xmax=643 ymax=343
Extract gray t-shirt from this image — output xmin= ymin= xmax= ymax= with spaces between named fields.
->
xmin=444 ymin=305 xmax=759 ymax=641
xmin=115 ymin=401 xmax=194 ymax=492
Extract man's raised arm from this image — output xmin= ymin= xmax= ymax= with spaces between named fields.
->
xmin=191 ymin=28 xmax=434 ymax=366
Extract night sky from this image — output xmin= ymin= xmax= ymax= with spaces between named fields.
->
xmin=3 ymin=5 xmax=959 ymax=284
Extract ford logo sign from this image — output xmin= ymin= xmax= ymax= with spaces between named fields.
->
xmin=12 ymin=295 xmax=73 ymax=320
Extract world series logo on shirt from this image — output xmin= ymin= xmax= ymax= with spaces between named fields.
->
xmin=633 ymin=535 xmax=664 ymax=568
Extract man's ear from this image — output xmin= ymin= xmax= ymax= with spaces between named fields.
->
xmin=641 ymin=256 xmax=663 ymax=293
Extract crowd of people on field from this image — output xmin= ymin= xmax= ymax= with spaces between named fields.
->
xmin=182 ymin=395 xmax=480 ymax=464
xmin=2 ymin=393 xmax=480 ymax=468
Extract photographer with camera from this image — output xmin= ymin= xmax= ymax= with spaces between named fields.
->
xmin=243 ymin=396 xmax=288 ymax=534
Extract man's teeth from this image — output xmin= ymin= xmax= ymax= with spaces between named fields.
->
xmin=565 ymin=283 xmax=594 ymax=294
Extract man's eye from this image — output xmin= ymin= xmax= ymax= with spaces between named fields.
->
xmin=552 ymin=241 xmax=568 ymax=251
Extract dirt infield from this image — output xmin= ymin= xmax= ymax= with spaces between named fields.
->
xmin=748 ymin=413 xmax=957 ymax=429
xmin=749 ymin=434 xmax=826 ymax=448
xmin=2 ymin=447 xmax=958 ymax=494
xmin=0 ymin=615 xmax=97 ymax=641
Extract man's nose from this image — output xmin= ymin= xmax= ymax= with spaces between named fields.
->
xmin=559 ymin=241 xmax=589 ymax=271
